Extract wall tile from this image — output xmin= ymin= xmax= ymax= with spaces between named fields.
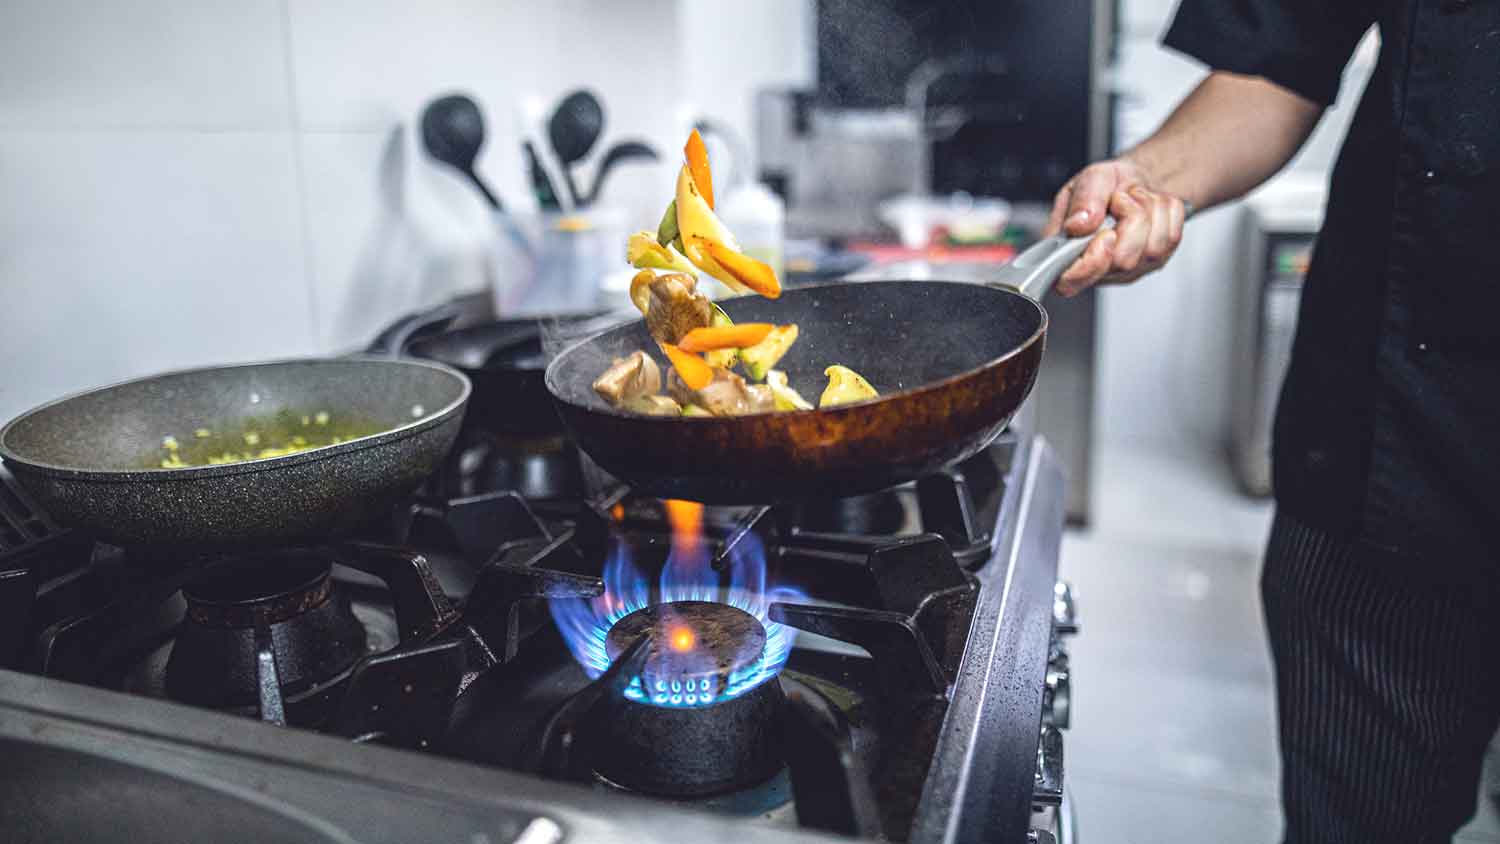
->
xmin=290 ymin=0 xmax=698 ymax=351
xmin=0 ymin=130 xmax=315 ymax=422
xmin=299 ymin=126 xmax=500 ymax=351
xmin=286 ymin=0 xmax=682 ymax=223
xmin=0 ymin=0 xmax=292 ymax=129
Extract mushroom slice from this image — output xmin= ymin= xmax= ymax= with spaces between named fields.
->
xmin=644 ymin=273 xmax=713 ymax=345
xmin=592 ymin=351 xmax=662 ymax=406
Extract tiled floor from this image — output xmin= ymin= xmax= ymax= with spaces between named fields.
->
xmin=1061 ymin=440 xmax=1500 ymax=843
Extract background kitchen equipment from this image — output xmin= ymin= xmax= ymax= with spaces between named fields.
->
xmin=418 ymin=91 xmax=658 ymax=318
xmin=419 ymin=93 xmax=533 ymax=258
xmin=582 ymin=141 xmax=660 ymax=205
xmin=757 ymin=95 xmax=924 ymax=240
xmin=420 ymin=90 xmax=660 ymax=319
xmin=715 ymin=180 xmax=787 ymax=285
xmin=816 ymin=0 xmax=1107 ymax=201
xmin=547 ymin=90 xmax=605 ymax=208
xmin=524 ymin=141 xmax=563 ymax=211
xmin=420 ymin=94 xmax=503 ymax=211
xmin=370 ymin=304 xmax=622 ymax=438
xmin=1229 ymin=187 xmax=1323 ymax=496
xmin=491 ymin=207 xmax=628 ymax=316
xmin=543 ymin=89 xmax=661 ymax=211
xmin=755 ymin=0 xmax=1111 ymax=521
xmin=0 ymin=359 xmax=469 ymax=550
xmin=877 ymin=193 xmax=1013 ymax=249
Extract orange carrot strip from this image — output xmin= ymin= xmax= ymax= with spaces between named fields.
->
xmin=677 ymin=323 xmax=776 ymax=353
xmin=684 ymin=128 xmax=714 ymax=210
xmin=661 ymin=343 xmax=714 ymax=390
xmin=702 ymin=239 xmax=782 ymax=299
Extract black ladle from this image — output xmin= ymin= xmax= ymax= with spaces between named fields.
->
xmin=547 ymin=89 xmax=604 ymax=208
xmin=582 ymin=140 xmax=659 ymax=205
xmin=421 ymin=93 xmax=501 ymax=210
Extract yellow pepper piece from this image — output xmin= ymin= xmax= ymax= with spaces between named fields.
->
xmin=819 ymin=365 xmax=879 ymax=408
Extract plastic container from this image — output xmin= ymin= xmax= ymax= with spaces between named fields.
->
xmin=489 ymin=207 xmax=625 ymax=317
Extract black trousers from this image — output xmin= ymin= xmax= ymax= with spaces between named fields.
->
xmin=1262 ymin=512 xmax=1500 ymax=843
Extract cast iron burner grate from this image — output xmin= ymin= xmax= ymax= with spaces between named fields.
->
xmin=2 ymin=489 xmax=599 ymax=746
xmin=458 ymin=490 xmax=981 ymax=839
xmin=0 ymin=432 xmax=1048 ymax=843
xmin=163 ymin=551 xmax=366 ymax=718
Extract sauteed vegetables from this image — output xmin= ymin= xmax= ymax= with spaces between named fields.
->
xmin=594 ymin=131 xmax=878 ymax=417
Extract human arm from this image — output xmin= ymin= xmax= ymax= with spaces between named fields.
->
xmin=1045 ymin=71 xmax=1324 ymax=295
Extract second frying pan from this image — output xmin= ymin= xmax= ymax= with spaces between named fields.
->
xmin=0 ymin=358 xmax=469 ymax=550
xmin=374 ymin=308 xmax=612 ymax=437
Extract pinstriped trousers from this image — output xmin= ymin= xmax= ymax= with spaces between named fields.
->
xmin=1262 ymin=512 xmax=1500 ymax=843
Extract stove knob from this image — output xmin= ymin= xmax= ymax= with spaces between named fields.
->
xmin=1043 ymin=666 xmax=1071 ymax=728
xmin=1032 ymin=725 xmax=1065 ymax=807
xmin=1053 ymin=581 xmax=1078 ymax=635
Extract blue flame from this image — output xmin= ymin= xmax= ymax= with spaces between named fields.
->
xmin=549 ymin=527 xmax=805 ymax=709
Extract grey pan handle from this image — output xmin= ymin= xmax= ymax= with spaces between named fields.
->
xmin=990 ymin=201 xmax=1194 ymax=300
xmin=988 ymin=220 xmax=1116 ymax=300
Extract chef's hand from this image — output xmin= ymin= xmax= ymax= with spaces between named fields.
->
xmin=1042 ymin=158 xmax=1187 ymax=297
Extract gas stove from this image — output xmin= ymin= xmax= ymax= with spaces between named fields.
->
xmin=0 ymin=422 xmax=1073 ymax=843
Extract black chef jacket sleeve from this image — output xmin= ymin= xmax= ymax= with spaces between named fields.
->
xmin=1163 ymin=0 xmax=1376 ymax=105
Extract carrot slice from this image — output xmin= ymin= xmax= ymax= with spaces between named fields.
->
xmin=677 ymin=323 xmax=776 ymax=353
xmin=661 ymin=343 xmax=714 ymax=390
xmin=702 ymin=239 xmax=782 ymax=299
xmin=684 ymin=128 xmax=714 ymax=210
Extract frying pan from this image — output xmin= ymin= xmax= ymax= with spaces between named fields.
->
xmin=545 ymin=229 xmax=1100 ymax=503
xmin=0 ymin=358 xmax=470 ymax=550
xmin=373 ymin=306 xmax=616 ymax=436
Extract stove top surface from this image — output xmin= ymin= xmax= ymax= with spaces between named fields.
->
xmin=0 ymin=429 xmax=1066 ymax=843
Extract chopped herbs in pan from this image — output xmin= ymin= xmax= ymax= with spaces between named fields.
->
xmin=153 ymin=410 xmax=384 ymax=468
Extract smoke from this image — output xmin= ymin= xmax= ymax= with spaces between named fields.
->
xmin=537 ymin=311 xmax=627 ymax=365
xmin=815 ymin=0 xmax=925 ymax=108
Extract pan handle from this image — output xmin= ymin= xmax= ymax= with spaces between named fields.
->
xmin=988 ymin=223 xmax=1114 ymax=301
xmin=366 ymin=303 xmax=465 ymax=357
xmin=989 ymin=201 xmax=1194 ymax=300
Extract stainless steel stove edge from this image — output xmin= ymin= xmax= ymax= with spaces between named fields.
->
xmin=909 ymin=435 xmax=1067 ymax=844
xmin=0 ymin=670 xmax=841 ymax=844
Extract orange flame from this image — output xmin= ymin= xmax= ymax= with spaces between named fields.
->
xmin=610 ymin=503 xmax=625 ymax=522
xmin=668 ymin=626 xmax=696 ymax=652
xmin=664 ymin=499 xmax=705 ymax=561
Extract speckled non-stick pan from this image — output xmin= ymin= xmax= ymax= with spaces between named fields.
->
xmin=0 ymin=358 xmax=470 ymax=550
xmin=545 ymin=229 xmax=1100 ymax=504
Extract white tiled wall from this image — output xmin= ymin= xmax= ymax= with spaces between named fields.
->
xmin=678 ymin=0 xmax=816 ymax=179
xmin=3 ymin=0 xmax=808 ymax=423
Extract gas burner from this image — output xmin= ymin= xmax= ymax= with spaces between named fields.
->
xmin=164 ymin=551 xmax=366 ymax=721
xmin=587 ymin=601 xmax=783 ymax=796
xmin=604 ymin=601 xmax=767 ymax=707
xmin=1 ymin=431 xmax=1070 ymax=842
